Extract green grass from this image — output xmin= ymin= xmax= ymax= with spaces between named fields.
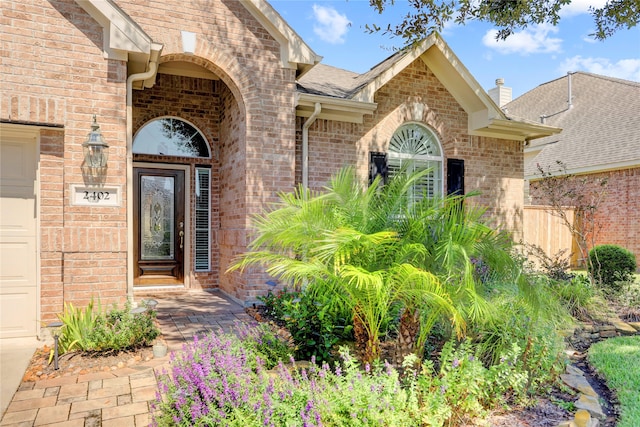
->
xmin=588 ymin=336 xmax=640 ymax=427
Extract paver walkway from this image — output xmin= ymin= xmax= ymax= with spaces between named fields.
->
xmin=1 ymin=290 xmax=255 ymax=427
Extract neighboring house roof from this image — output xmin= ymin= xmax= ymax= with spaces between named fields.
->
xmin=505 ymin=72 xmax=640 ymax=179
xmin=297 ymin=33 xmax=560 ymax=140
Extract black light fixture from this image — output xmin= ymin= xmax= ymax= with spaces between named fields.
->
xmin=82 ymin=115 xmax=109 ymax=168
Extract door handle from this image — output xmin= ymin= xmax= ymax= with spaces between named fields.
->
xmin=179 ymin=230 xmax=184 ymax=249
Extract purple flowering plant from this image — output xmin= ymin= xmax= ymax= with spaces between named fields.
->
xmin=152 ymin=325 xmax=428 ymax=426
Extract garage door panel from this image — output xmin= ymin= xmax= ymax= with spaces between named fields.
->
xmin=0 ymin=287 xmax=38 ymax=338
xmin=0 ymin=141 xmax=35 ymax=184
xmin=1 ymin=133 xmax=38 ymax=339
xmin=0 ymin=196 xmax=36 ymax=235
xmin=1 ymin=238 xmax=36 ymax=284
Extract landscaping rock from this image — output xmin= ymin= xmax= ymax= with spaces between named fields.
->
xmin=629 ymin=321 xmax=640 ymax=331
xmin=610 ymin=320 xmax=637 ymax=335
xmin=560 ymin=373 xmax=598 ymax=397
xmin=575 ymin=394 xmax=606 ymax=420
xmin=574 ymin=409 xmax=599 ymax=427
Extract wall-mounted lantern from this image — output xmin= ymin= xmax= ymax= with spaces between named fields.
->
xmin=82 ymin=115 xmax=109 ymax=168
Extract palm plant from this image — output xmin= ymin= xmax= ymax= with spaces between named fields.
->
xmin=229 ymin=166 xmax=506 ymax=363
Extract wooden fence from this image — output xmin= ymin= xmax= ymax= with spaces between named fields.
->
xmin=523 ymin=206 xmax=579 ymax=267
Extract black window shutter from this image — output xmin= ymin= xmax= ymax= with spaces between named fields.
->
xmin=447 ymin=159 xmax=464 ymax=196
xmin=369 ymin=152 xmax=388 ymax=185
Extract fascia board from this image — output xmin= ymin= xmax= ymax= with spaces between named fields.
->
xmin=470 ymin=118 xmax=561 ymax=141
xmin=75 ymin=0 xmax=153 ymax=60
xmin=349 ymin=35 xmax=438 ymax=103
xmin=240 ymin=0 xmax=322 ymax=73
xmin=296 ymin=93 xmax=377 ymax=124
xmin=526 ymin=159 xmax=640 ymax=181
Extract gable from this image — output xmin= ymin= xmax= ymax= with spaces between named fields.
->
xmin=297 ymin=33 xmax=559 ymax=141
xmin=75 ymin=0 xmax=321 ymax=87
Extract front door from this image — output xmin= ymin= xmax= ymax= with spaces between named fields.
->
xmin=134 ymin=168 xmax=185 ymax=286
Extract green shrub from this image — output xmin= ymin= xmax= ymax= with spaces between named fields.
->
xmin=552 ymin=275 xmax=595 ymax=320
xmin=56 ymin=300 xmax=100 ymax=354
xmin=55 ymin=300 xmax=160 ymax=356
xmin=588 ymin=244 xmax=637 ymax=293
xmin=86 ymin=303 xmax=159 ymax=352
xmin=259 ymin=287 xmax=353 ymax=363
xmin=234 ymin=321 xmax=293 ymax=369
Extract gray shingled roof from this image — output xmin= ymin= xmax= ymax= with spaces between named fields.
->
xmin=505 ymin=72 xmax=640 ymax=177
xmin=297 ymin=50 xmax=406 ymax=99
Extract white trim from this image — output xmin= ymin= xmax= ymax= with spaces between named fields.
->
xmin=348 ymin=33 xmax=560 ymax=141
xmin=296 ymin=93 xmax=377 ymax=124
xmin=132 ymin=162 xmax=191 ymax=288
xmin=239 ymin=0 xmax=322 ymax=76
xmin=526 ymin=160 xmax=640 ymax=181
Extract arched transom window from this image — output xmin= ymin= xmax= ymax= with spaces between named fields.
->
xmin=133 ymin=117 xmax=210 ymax=158
xmin=388 ymin=123 xmax=443 ymax=201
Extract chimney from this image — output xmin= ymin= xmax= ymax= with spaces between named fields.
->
xmin=488 ymin=78 xmax=512 ymax=108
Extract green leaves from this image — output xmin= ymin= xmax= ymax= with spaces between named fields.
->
xmin=53 ymin=299 xmax=160 ymax=359
xmin=56 ymin=299 xmax=99 ymax=354
xmin=230 ymin=166 xmax=507 ymax=363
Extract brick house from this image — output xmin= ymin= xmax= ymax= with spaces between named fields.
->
xmin=500 ymin=73 xmax=640 ymax=266
xmin=0 ymin=0 xmax=558 ymax=339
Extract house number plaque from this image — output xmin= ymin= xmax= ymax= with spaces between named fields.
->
xmin=71 ymin=185 xmax=121 ymax=207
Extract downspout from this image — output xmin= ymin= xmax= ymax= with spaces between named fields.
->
xmin=302 ymin=102 xmax=321 ymax=191
xmin=126 ymin=61 xmax=158 ymax=302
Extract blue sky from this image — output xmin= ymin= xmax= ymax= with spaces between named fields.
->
xmin=270 ymin=0 xmax=640 ymax=98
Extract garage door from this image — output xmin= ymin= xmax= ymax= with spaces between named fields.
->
xmin=0 ymin=133 xmax=38 ymax=338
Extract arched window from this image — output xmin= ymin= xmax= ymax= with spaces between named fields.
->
xmin=133 ymin=117 xmax=210 ymax=158
xmin=388 ymin=123 xmax=443 ymax=201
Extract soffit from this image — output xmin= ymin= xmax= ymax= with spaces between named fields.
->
xmin=75 ymin=0 xmax=163 ymax=89
xmin=240 ymin=0 xmax=322 ymax=77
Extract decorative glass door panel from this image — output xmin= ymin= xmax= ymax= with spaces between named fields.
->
xmin=134 ymin=168 xmax=185 ymax=286
xmin=141 ymin=176 xmax=174 ymax=260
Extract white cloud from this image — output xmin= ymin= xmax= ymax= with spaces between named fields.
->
xmin=312 ymin=4 xmax=351 ymax=44
xmin=559 ymin=0 xmax=608 ymax=17
xmin=559 ymin=56 xmax=640 ymax=81
xmin=482 ymin=24 xmax=563 ymax=55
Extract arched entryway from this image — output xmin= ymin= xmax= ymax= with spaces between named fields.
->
xmin=131 ymin=58 xmax=245 ymax=292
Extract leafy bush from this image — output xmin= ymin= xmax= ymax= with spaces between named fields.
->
xmin=153 ymin=328 xmax=426 ymax=427
xmin=616 ymin=280 xmax=640 ymax=322
xmin=154 ymin=326 xmax=549 ymax=427
xmin=233 ymin=321 xmax=294 ymax=369
xmin=522 ymin=244 xmax=575 ymax=281
xmin=55 ymin=300 xmax=160 ymax=356
xmin=259 ymin=287 xmax=353 ymax=363
xmin=552 ymin=274 xmax=595 ymax=320
xmin=56 ymin=300 xmax=100 ymax=353
xmin=589 ymin=244 xmax=637 ymax=293
xmin=86 ymin=303 xmax=159 ymax=352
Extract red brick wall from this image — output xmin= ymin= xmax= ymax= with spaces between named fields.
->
xmin=2 ymin=0 xmax=129 ymax=322
xmin=298 ymin=60 xmax=524 ymax=240
xmin=118 ymin=0 xmax=299 ymax=302
xmin=530 ymin=167 xmax=640 ymax=268
xmin=2 ymin=0 xmax=299 ymax=322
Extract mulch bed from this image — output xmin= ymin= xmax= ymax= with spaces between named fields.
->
xmin=22 ymin=345 xmax=154 ymax=382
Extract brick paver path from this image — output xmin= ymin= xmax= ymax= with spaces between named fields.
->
xmin=1 ymin=290 xmax=254 ymax=426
